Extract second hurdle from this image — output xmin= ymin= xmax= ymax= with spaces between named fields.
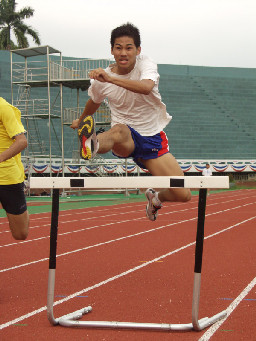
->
xmin=30 ymin=175 xmax=229 ymax=332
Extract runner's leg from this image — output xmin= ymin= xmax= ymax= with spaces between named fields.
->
xmin=97 ymin=124 xmax=135 ymax=157
xmin=141 ymin=153 xmax=191 ymax=203
xmin=7 ymin=210 xmax=29 ymax=240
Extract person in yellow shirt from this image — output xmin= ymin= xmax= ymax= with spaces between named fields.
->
xmin=0 ymin=97 xmax=29 ymax=239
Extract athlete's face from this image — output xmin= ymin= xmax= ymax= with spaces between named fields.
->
xmin=111 ymin=36 xmax=141 ymax=74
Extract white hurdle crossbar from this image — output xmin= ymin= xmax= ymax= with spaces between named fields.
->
xmin=30 ymin=176 xmax=229 ymax=332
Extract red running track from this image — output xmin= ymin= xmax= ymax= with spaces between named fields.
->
xmin=0 ymin=189 xmax=256 ymax=341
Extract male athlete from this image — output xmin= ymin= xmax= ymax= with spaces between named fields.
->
xmin=0 ymin=97 xmax=29 ymax=239
xmin=71 ymin=23 xmax=191 ymax=221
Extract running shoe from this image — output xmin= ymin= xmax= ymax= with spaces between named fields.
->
xmin=145 ymin=188 xmax=162 ymax=221
xmin=78 ymin=116 xmax=99 ymax=160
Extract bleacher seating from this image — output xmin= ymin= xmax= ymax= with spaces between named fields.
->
xmin=158 ymin=65 xmax=256 ymax=159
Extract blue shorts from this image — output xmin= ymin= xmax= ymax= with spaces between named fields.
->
xmin=113 ymin=126 xmax=170 ymax=168
xmin=0 ymin=182 xmax=27 ymax=215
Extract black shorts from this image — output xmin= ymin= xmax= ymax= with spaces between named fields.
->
xmin=0 ymin=182 xmax=27 ymax=215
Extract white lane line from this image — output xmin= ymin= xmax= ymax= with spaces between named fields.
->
xmin=0 ymin=191 xmax=254 ymax=227
xmin=1 ymin=210 xmax=255 ymax=274
xmin=0 ymin=208 xmax=146 ymax=232
xmin=0 ymin=199 xmax=195 ymax=227
xmin=0 ymin=216 xmax=198 ymax=273
xmin=0 ymin=191 xmax=254 ymax=243
xmin=199 ymin=276 xmax=256 ymax=341
xmin=0 ymin=200 xmax=255 ymax=249
xmin=1 ymin=216 xmax=255 ymax=330
xmin=0 ymin=204 xmax=197 ymax=248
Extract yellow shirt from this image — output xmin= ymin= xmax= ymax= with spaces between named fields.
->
xmin=0 ymin=97 xmax=26 ymax=185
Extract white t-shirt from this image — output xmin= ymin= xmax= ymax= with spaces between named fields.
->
xmin=202 ymin=168 xmax=212 ymax=176
xmin=88 ymin=55 xmax=172 ymax=136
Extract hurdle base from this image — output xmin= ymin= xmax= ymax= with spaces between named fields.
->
xmin=57 ymin=306 xmax=93 ymax=322
xmin=55 ymin=308 xmax=226 ymax=331
xmin=58 ymin=310 xmax=194 ymax=330
xmin=192 ymin=310 xmax=227 ymax=331
xmin=191 ymin=272 xmax=227 ymax=330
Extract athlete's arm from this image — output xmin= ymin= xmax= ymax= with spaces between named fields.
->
xmin=111 ymin=77 xmax=154 ymax=95
xmin=70 ymin=98 xmax=101 ymax=129
xmin=89 ymin=68 xmax=154 ymax=95
xmin=0 ymin=133 xmax=27 ymax=163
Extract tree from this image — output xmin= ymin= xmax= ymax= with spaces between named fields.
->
xmin=0 ymin=0 xmax=40 ymax=50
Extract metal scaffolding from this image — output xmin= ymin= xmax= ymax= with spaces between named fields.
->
xmin=10 ymin=45 xmax=112 ymax=177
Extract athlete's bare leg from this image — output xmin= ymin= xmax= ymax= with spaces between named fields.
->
xmin=97 ymin=124 xmax=135 ymax=157
xmin=141 ymin=153 xmax=191 ymax=203
xmin=7 ymin=210 xmax=29 ymax=240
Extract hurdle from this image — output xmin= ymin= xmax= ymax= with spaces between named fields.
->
xmin=30 ymin=175 xmax=229 ymax=331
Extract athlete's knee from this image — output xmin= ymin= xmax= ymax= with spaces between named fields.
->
xmin=171 ymin=189 xmax=191 ymax=202
xmin=11 ymin=227 xmax=29 ymax=240
xmin=181 ymin=189 xmax=192 ymax=202
xmin=9 ymin=214 xmax=29 ymax=240
xmin=111 ymin=124 xmax=129 ymax=138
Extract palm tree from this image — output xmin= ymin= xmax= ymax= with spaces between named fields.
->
xmin=0 ymin=0 xmax=40 ymax=50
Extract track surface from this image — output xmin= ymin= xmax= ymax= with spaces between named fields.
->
xmin=1 ymin=189 xmax=256 ymax=340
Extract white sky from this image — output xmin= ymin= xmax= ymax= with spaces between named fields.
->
xmin=16 ymin=0 xmax=256 ymax=68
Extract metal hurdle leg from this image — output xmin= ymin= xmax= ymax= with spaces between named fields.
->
xmin=191 ymin=189 xmax=227 ymax=330
xmin=46 ymin=186 xmax=227 ymax=331
xmin=47 ymin=189 xmax=92 ymax=325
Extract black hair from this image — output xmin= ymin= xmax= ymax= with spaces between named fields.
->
xmin=110 ymin=23 xmax=141 ymax=48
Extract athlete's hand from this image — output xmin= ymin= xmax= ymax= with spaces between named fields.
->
xmin=89 ymin=68 xmax=112 ymax=83
xmin=70 ymin=119 xmax=79 ymax=129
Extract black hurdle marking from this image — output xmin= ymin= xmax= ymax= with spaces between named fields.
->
xmin=194 ymin=188 xmax=207 ymax=274
xmin=49 ymin=189 xmax=60 ymax=270
xmin=70 ymin=179 xmax=85 ymax=187
xmin=170 ymin=178 xmax=185 ymax=187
